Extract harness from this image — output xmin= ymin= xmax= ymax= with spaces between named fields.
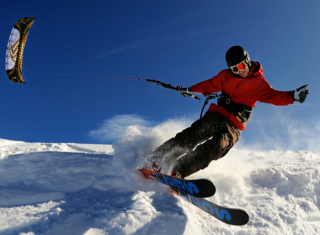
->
xmin=217 ymin=93 xmax=254 ymax=124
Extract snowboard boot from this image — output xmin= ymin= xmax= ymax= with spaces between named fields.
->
xmin=152 ymin=161 xmax=162 ymax=172
xmin=171 ymin=170 xmax=182 ymax=178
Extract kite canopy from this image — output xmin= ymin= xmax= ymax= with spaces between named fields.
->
xmin=5 ymin=17 xmax=35 ymax=84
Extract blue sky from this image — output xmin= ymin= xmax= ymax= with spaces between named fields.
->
xmin=1 ymin=1 xmax=319 ymax=150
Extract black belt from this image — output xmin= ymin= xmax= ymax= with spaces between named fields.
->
xmin=217 ymin=93 xmax=254 ymax=124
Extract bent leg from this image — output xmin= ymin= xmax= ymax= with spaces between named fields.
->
xmin=152 ymin=112 xmax=224 ymax=162
xmin=174 ymin=121 xmax=240 ymax=178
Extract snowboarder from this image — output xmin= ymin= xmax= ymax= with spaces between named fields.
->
xmin=147 ymin=45 xmax=309 ymax=178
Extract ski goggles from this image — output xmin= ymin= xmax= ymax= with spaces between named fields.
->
xmin=229 ymin=60 xmax=248 ymax=74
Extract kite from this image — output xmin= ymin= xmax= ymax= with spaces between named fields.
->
xmin=5 ymin=17 xmax=35 ymax=84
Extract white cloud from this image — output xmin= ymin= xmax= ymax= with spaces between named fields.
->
xmin=88 ymin=114 xmax=151 ymax=142
xmin=238 ymin=107 xmax=320 ymax=152
xmin=90 ymin=110 xmax=320 ymax=153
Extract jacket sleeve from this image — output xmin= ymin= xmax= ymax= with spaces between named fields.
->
xmin=254 ymin=78 xmax=294 ymax=106
xmin=190 ymin=71 xmax=225 ymax=94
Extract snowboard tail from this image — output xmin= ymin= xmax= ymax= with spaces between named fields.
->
xmin=171 ymin=187 xmax=249 ymax=226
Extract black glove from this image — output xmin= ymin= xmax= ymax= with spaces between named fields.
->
xmin=202 ymin=91 xmax=212 ymax=97
xmin=291 ymin=84 xmax=309 ymax=103
xmin=177 ymin=86 xmax=191 ymax=96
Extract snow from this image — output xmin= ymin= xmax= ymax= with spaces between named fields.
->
xmin=0 ymin=120 xmax=320 ymax=235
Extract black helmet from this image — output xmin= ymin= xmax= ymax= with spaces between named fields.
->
xmin=225 ymin=46 xmax=251 ymax=68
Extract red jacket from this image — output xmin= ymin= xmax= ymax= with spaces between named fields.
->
xmin=190 ymin=62 xmax=294 ymax=131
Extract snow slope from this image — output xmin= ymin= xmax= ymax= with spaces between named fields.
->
xmin=0 ymin=134 xmax=319 ymax=234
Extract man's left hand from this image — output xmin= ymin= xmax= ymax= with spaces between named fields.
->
xmin=291 ymin=84 xmax=309 ymax=103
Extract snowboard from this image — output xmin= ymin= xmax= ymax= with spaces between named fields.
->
xmin=138 ymin=168 xmax=249 ymax=226
xmin=139 ymin=168 xmax=216 ymax=198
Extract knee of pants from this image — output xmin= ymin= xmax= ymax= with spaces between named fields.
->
xmin=194 ymin=135 xmax=230 ymax=161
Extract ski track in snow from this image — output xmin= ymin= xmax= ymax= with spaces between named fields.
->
xmin=0 ymin=138 xmax=319 ymax=235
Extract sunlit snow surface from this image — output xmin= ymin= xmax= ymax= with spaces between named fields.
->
xmin=0 ymin=134 xmax=319 ymax=234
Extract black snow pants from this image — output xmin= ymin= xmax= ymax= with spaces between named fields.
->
xmin=151 ymin=112 xmax=240 ymax=178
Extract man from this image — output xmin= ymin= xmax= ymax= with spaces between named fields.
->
xmin=148 ymin=45 xmax=309 ymax=178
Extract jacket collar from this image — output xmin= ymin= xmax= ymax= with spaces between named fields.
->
xmin=248 ymin=61 xmax=263 ymax=77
